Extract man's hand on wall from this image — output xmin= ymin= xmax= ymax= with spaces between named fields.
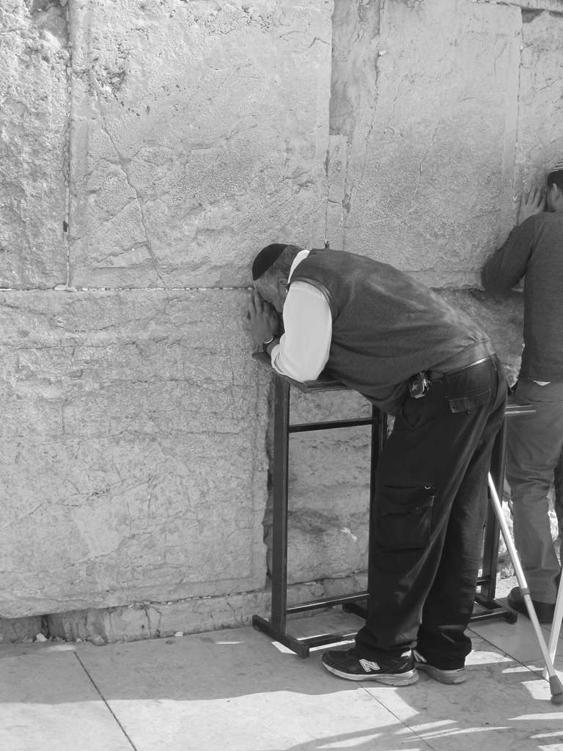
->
xmin=246 ymin=290 xmax=280 ymax=347
xmin=518 ymin=187 xmax=545 ymax=224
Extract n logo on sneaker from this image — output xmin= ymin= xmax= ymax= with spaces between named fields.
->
xmin=413 ymin=649 xmax=427 ymax=664
xmin=359 ymin=658 xmax=381 ymax=673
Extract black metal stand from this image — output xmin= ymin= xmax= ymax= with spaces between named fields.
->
xmin=252 ymin=356 xmax=534 ymax=656
xmin=251 ymin=360 xmax=384 ymax=657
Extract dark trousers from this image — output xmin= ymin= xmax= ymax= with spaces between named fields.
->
xmin=507 ymin=379 xmax=563 ymax=602
xmin=356 ymin=356 xmax=507 ymax=668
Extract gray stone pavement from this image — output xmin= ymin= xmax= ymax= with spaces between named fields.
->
xmin=0 ymin=602 xmax=562 ymax=751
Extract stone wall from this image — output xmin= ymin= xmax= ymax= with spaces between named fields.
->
xmin=0 ymin=0 xmax=561 ymax=640
xmin=0 ymin=0 xmax=332 ymax=631
xmin=68 ymin=0 xmax=331 ymax=288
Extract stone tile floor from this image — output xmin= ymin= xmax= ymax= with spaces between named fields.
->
xmin=0 ymin=599 xmax=562 ymax=751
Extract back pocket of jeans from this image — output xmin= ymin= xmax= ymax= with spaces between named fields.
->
xmin=375 ymin=484 xmax=435 ymax=551
xmin=448 ymin=387 xmax=490 ymax=414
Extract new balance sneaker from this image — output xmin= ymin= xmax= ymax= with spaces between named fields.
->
xmin=321 ymin=647 xmax=418 ymax=686
xmin=413 ymin=650 xmax=467 ymax=684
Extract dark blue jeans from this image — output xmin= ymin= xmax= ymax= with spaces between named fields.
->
xmin=355 ymin=356 xmax=507 ymax=669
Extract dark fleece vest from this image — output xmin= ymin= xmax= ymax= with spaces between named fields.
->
xmin=290 ymin=250 xmax=491 ymax=414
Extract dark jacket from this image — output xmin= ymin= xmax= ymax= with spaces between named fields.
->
xmin=482 ymin=212 xmax=563 ymax=382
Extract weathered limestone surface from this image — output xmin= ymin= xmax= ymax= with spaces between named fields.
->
xmin=0 ymin=289 xmax=269 ymax=618
xmin=268 ymin=390 xmax=373 ymax=584
xmin=0 ymin=0 xmax=68 ymax=288
xmin=0 ymin=615 xmax=42 ymax=643
xmin=44 ymin=575 xmax=368 ymax=643
xmin=514 ymin=10 xmax=563 ymax=186
xmin=331 ymin=0 xmax=522 ymax=287
xmin=69 ymin=0 xmax=332 ymax=288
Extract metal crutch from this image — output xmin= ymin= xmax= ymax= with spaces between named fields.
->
xmin=547 ymin=567 xmax=563 ymax=666
xmin=487 ymin=472 xmax=563 ymax=704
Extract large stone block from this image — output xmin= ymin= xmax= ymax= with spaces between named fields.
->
xmin=329 ymin=0 xmax=522 ymax=287
xmin=0 ymin=0 xmax=68 ymax=288
xmin=514 ymin=10 xmax=563 ymax=186
xmin=68 ymin=0 xmax=332 ymax=288
xmin=0 ymin=289 xmax=270 ymax=618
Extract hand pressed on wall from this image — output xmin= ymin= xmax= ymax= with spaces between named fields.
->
xmin=246 ymin=290 xmax=280 ymax=347
xmin=518 ymin=187 xmax=545 ymax=224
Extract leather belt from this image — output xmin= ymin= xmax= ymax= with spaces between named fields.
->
xmin=428 ymin=356 xmax=492 ymax=382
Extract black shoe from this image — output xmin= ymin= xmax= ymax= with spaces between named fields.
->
xmin=413 ymin=650 xmax=467 ymax=684
xmin=507 ymin=586 xmax=555 ymax=624
xmin=321 ymin=647 xmax=418 ymax=686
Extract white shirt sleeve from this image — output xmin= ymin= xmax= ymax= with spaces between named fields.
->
xmin=270 ymin=281 xmax=332 ymax=382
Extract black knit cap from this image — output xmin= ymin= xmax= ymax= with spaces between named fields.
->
xmin=252 ymin=243 xmax=287 ymax=281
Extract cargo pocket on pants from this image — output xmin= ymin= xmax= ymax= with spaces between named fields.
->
xmin=375 ymin=484 xmax=435 ymax=552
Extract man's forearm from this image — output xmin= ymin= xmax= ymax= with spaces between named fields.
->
xmin=481 ymin=219 xmax=534 ymax=293
xmin=481 ymin=247 xmax=512 ymax=293
xmin=269 ymin=335 xmax=327 ymax=382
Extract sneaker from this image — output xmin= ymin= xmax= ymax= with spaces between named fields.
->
xmin=321 ymin=647 xmax=418 ymax=686
xmin=413 ymin=650 xmax=467 ymax=684
xmin=507 ymin=586 xmax=555 ymax=624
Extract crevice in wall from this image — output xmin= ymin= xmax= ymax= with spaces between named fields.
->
xmin=326 ymin=0 xmax=383 ymax=248
xmin=0 ymin=285 xmax=253 ymax=293
xmin=521 ymin=8 xmax=543 ymax=20
xmin=62 ymin=0 xmax=72 ymax=289
xmin=511 ymin=10 xmax=526 ymax=203
xmin=521 ymin=7 xmax=563 ymax=19
xmin=27 ymin=0 xmax=68 ymax=45
xmin=40 ymin=613 xmax=50 ymax=639
xmin=329 ymin=0 xmax=382 ymax=141
xmin=477 ymin=0 xmax=563 ymax=15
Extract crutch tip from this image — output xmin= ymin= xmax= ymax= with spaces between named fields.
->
xmin=548 ymin=676 xmax=563 ymax=705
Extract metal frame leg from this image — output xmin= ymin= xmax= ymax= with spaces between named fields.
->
xmin=270 ymin=375 xmax=290 ymax=633
xmin=253 ymin=375 xmax=308 ymax=653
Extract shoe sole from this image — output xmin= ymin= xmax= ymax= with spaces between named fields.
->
xmin=507 ymin=599 xmax=554 ymax=625
xmin=416 ymin=663 xmax=467 ymax=684
xmin=322 ymin=661 xmax=419 ymax=686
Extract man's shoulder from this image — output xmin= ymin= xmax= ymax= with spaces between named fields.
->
xmin=505 ymin=212 xmax=557 ymax=246
xmin=529 ymin=211 xmax=563 ymax=229
xmin=526 ymin=212 xmax=563 ymax=249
